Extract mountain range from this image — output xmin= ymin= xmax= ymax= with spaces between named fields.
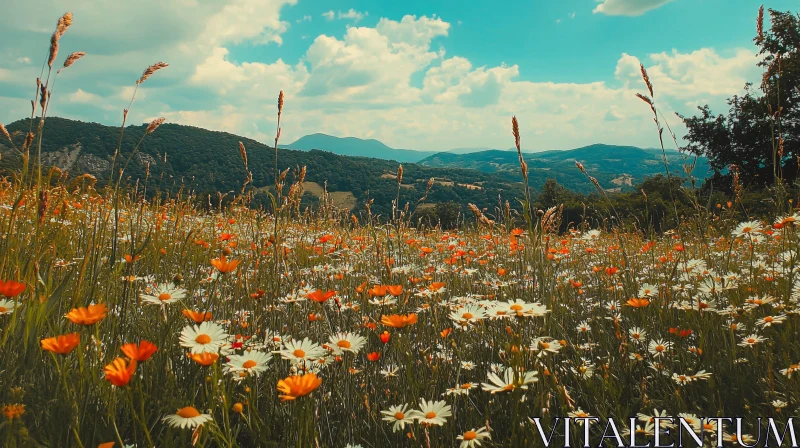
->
xmin=0 ymin=117 xmax=711 ymax=215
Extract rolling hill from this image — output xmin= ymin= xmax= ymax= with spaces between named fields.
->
xmin=0 ymin=118 xmax=714 ymax=220
xmin=0 ymin=117 xmax=520 ymax=217
xmin=285 ymin=133 xmax=438 ymax=163
xmin=419 ymin=144 xmax=710 ymax=192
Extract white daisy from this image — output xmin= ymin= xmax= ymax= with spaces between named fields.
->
xmin=457 ymin=427 xmax=491 ymax=447
xmin=326 ymin=332 xmax=367 ymax=355
xmin=162 ymin=406 xmax=213 ymax=429
xmin=415 ymin=399 xmax=451 ymax=426
xmin=224 ymin=350 xmax=272 ymax=377
xmin=140 ymin=283 xmax=186 ymax=306
xmin=179 ymin=322 xmax=230 ymax=354
xmin=380 ymin=404 xmax=419 ymax=432
xmin=0 ymin=299 xmax=19 ymax=315
xmin=276 ymin=337 xmax=327 ymax=364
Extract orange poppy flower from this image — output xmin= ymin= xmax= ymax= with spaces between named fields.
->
xmin=188 ymin=352 xmax=219 ymax=366
xmin=626 ymin=298 xmax=650 ymax=308
xmin=182 ymin=309 xmax=213 ymax=323
xmin=367 ymin=352 xmax=381 ymax=362
xmin=380 ymin=331 xmax=390 ymax=344
xmin=386 ymin=285 xmax=403 ymax=297
xmin=41 ymin=333 xmax=80 ymax=355
xmin=104 ymin=357 xmax=137 ymax=387
xmin=211 ymin=255 xmax=239 ymax=273
xmin=307 ymin=290 xmax=336 ymax=303
xmin=121 ymin=340 xmax=158 ymax=362
xmin=428 ymin=282 xmax=446 ymax=291
xmin=381 ymin=313 xmax=418 ymax=328
xmin=440 ymin=328 xmax=452 ymax=338
xmin=277 ymin=373 xmax=322 ymax=401
xmin=98 ymin=443 xmax=115 ymax=448
xmin=65 ymin=303 xmax=107 ymax=325
xmin=0 ymin=280 xmax=26 ymax=298
xmin=368 ymin=285 xmax=387 ymax=297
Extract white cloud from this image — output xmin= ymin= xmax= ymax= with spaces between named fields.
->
xmin=68 ymin=89 xmax=102 ymax=104
xmin=297 ymin=15 xmax=312 ymax=23
xmin=299 ymin=15 xmax=449 ymax=102
xmin=0 ymin=2 xmax=763 ymax=154
xmin=615 ymin=49 xmax=760 ymax=100
xmin=338 ymin=9 xmax=367 ymax=22
xmin=322 ymin=10 xmax=335 ymax=21
xmin=593 ymin=0 xmax=675 ymax=16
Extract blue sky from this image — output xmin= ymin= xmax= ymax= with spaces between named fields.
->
xmin=0 ymin=0 xmax=795 ymax=151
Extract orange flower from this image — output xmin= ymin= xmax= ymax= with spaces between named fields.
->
xmin=367 ymin=352 xmax=381 ymax=362
xmin=182 ymin=309 xmax=213 ymax=323
xmin=626 ymin=298 xmax=650 ymax=308
xmin=381 ymin=313 xmax=418 ymax=328
xmin=440 ymin=328 xmax=452 ymax=338
xmin=250 ymin=289 xmax=266 ymax=300
xmin=188 ymin=352 xmax=219 ymax=366
xmin=98 ymin=443 xmax=115 ymax=448
xmin=0 ymin=280 xmax=26 ymax=298
xmin=277 ymin=373 xmax=322 ymax=401
xmin=379 ymin=331 xmax=390 ymax=344
xmin=121 ymin=340 xmax=158 ymax=362
xmin=386 ymin=285 xmax=403 ymax=297
xmin=307 ymin=290 xmax=336 ymax=303
xmin=211 ymin=255 xmax=239 ymax=273
xmin=428 ymin=282 xmax=446 ymax=291
xmin=41 ymin=333 xmax=80 ymax=355
xmin=368 ymin=285 xmax=388 ymax=297
xmin=65 ymin=303 xmax=107 ymax=325
xmin=104 ymin=357 xmax=137 ymax=387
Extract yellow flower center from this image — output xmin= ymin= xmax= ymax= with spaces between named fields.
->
xmin=655 ymin=345 xmax=664 ymax=352
xmin=460 ymin=383 xmax=472 ymax=389
xmin=242 ymin=360 xmax=257 ymax=369
xmin=425 ymin=411 xmax=437 ymax=419
xmin=0 ymin=307 xmax=7 ymax=313
xmin=462 ymin=312 xmax=474 ymax=319
xmin=176 ymin=407 xmax=200 ymax=418
xmin=337 ymin=340 xmax=352 ymax=349
xmin=765 ymin=316 xmax=773 ymax=322
xmin=293 ymin=349 xmax=306 ymax=358
xmin=510 ymin=304 xmax=522 ymax=311
xmin=747 ymin=338 xmax=755 ymax=344
xmin=540 ymin=342 xmax=550 ymax=350
xmin=463 ymin=431 xmax=478 ymax=440
xmin=195 ymin=334 xmax=211 ymax=344
xmin=158 ymin=293 xmax=172 ymax=301
xmin=394 ymin=412 xmax=405 ymax=420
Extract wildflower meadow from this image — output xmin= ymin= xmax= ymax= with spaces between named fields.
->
xmin=2 ymin=9 xmax=800 ymax=448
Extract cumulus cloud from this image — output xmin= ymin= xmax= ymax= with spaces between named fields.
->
xmin=299 ymin=15 xmax=448 ymax=103
xmin=0 ymin=1 xmax=763 ymax=153
xmin=593 ymin=0 xmax=674 ymax=16
xmin=615 ymin=49 xmax=760 ymax=108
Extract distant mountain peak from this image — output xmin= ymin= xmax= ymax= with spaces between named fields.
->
xmin=285 ymin=133 xmax=435 ymax=163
